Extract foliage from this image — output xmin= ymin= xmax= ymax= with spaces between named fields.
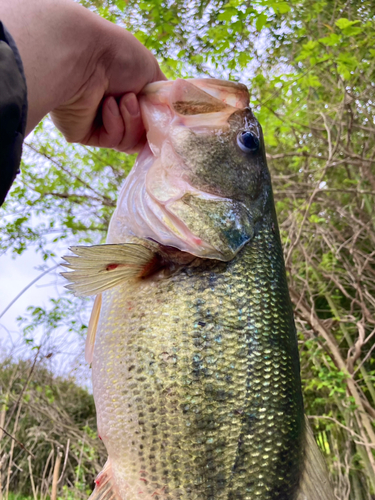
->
xmin=0 ymin=358 xmax=105 ymax=500
xmin=1 ymin=0 xmax=375 ymax=499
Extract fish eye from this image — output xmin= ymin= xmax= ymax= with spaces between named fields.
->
xmin=237 ymin=131 xmax=260 ymax=153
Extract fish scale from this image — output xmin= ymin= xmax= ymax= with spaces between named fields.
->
xmin=92 ymin=222 xmax=303 ymax=500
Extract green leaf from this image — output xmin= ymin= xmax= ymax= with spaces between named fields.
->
xmin=218 ymin=7 xmax=237 ymax=22
xmin=309 ymin=214 xmax=326 ymax=223
xmin=300 ymin=74 xmax=322 ymax=88
xmin=303 ymin=40 xmax=319 ymax=51
xmin=337 ymin=52 xmax=359 ymax=76
xmin=256 ymin=12 xmax=268 ymax=31
xmin=271 ymin=1 xmax=291 ymax=14
xmin=238 ymin=51 xmax=252 ymax=67
xmin=342 ymin=26 xmax=362 ymax=37
xmin=115 ymin=0 xmax=125 ymax=11
xmin=335 ymin=18 xmax=360 ymax=30
xmin=319 ymin=33 xmax=341 ymax=46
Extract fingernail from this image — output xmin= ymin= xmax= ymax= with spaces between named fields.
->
xmin=124 ymin=94 xmax=139 ymax=116
xmin=108 ymin=97 xmax=120 ymax=117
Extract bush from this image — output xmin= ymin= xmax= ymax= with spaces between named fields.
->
xmin=0 ymin=358 xmax=106 ymax=499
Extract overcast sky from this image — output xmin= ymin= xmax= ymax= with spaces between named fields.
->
xmin=0 ymin=246 xmax=91 ymax=386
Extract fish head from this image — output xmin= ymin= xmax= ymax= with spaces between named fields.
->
xmin=108 ymin=78 xmax=272 ymax=261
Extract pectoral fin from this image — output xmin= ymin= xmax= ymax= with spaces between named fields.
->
xmin=89 ymin=460 xmax=120 ymax=500
xmin=61 ymin=243 xmax=157 ymax=296
xmin=296 ymin=416 xmax=335 ymax=500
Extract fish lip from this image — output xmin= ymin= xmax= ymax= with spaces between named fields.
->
xmin=141 ymin=78 xmax=250 ymax=109
xmin=141 ymin=78 xmax=248 ymax=94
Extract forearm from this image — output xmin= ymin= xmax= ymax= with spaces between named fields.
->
xmin=0 ymin=0 xmax=103 ymax=134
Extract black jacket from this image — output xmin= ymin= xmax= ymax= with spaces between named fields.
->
xmin=0 ymin=21 xmax=27 ymax=206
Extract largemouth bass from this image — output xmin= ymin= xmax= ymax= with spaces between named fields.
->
xmin=62 ymin=79 xmax=334 ymax=500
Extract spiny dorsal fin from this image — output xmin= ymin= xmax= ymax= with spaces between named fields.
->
xmin=61 ymin=243 xmax=156 ymax=297
xmin=296 ymin=416 xmax=336 ymax=500
xmin=89 ymin=460 xmax=120 ymax=500
xmin=85 ymin=293 xmax=102 ymax=364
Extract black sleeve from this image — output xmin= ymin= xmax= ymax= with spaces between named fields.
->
xmin=0 ymin=21 xmax=27 ymax=207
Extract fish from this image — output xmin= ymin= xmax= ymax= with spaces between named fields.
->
xmin=62 ymin=78 xmax=335 ymax=500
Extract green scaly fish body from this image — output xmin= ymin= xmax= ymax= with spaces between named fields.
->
xmin=63 ymin=78 xmax=335 ymax=500
xmin=93 ymin=220 xmax=304 ymax=500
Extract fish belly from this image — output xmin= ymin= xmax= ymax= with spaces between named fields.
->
xmin=92 ymin=226 xmax=304 ymax=500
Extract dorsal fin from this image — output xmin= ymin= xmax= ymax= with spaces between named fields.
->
xmin=296 ymin=416 xmax=335 ymax=500
xmin=85 ymin=293 xmax=102 ymax=364
xmin=61 ymin=243 xmax=157 ymax=296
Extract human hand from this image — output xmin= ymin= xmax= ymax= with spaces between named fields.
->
xmin=1 ymin=0 xmax=165 ymax=152
xmin=50 ymin=23 xmax=165 ymax=153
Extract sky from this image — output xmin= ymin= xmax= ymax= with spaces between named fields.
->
xmin=0 ymin=245 xmax=92 ymax=387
